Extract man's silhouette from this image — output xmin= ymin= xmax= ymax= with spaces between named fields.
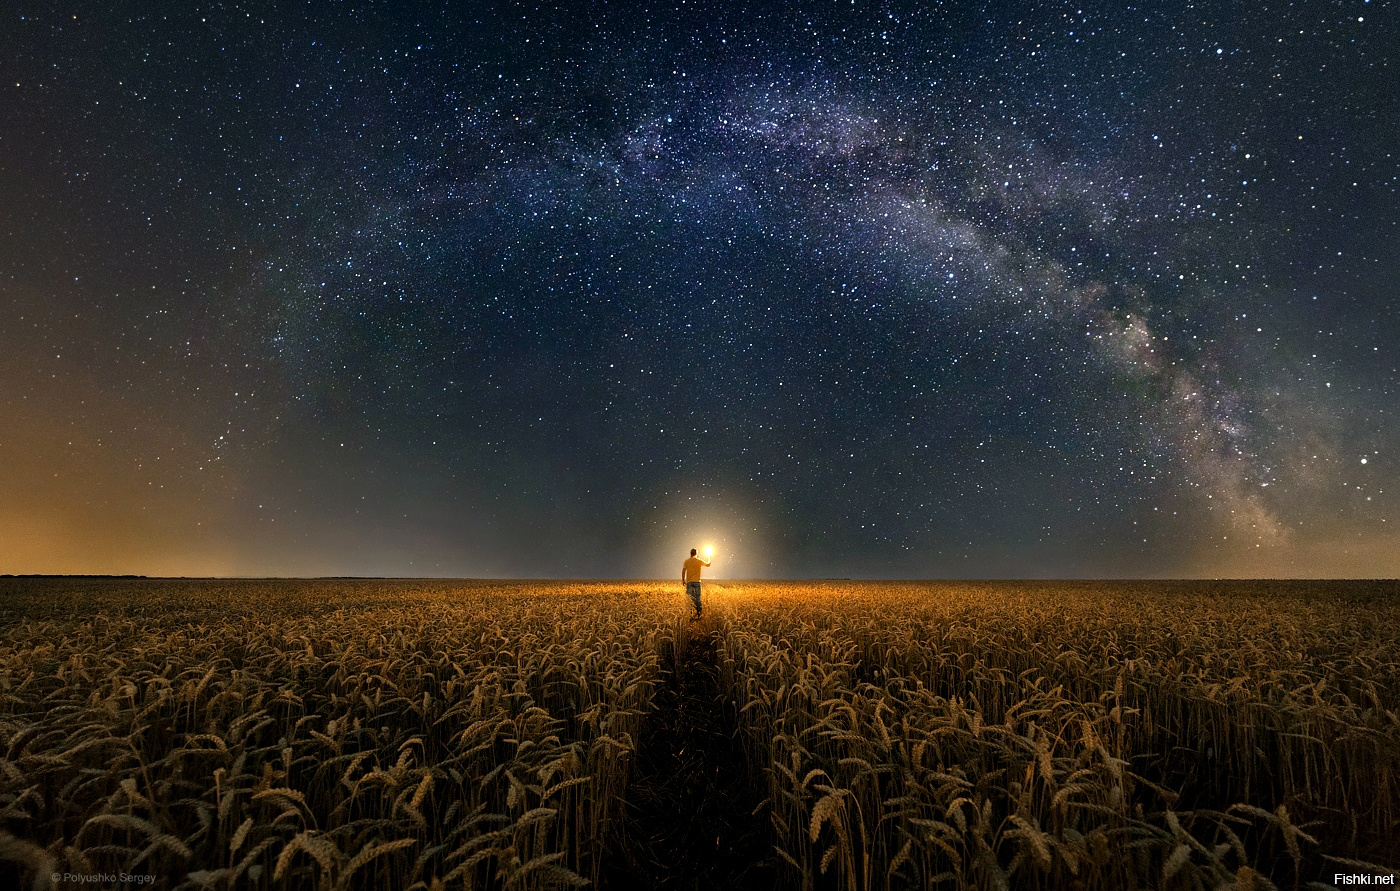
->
xmin=682 ymin=548 xmax=711 ymax=618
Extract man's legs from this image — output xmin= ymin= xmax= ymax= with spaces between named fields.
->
xmin=687 ymin=582 xmax=702 ymax=616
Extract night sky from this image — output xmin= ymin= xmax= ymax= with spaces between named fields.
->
xmin=2 ymin=2 xmax=1396 ymax=578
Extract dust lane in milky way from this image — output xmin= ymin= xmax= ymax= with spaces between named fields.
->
xmin=1 ymin=3 xmax=1395 ymax=577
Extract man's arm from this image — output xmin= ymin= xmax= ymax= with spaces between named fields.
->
xmin=702 ymin=559 xmax=712 ymax=567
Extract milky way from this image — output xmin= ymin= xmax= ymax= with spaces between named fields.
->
xmin=1 ymin=3 xmax=1395 ymax=577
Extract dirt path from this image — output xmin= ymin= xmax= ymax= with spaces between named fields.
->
xmin=603 ymin=618 xmax=776 ymax=890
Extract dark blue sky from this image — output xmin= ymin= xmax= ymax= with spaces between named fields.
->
xmin=2 ymin=1 xmax=1395 ymax=577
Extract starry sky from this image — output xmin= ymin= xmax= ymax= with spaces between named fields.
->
xmin=2 ymin=1 xmax=1396 ymax=579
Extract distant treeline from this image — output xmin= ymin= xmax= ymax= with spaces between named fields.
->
xmin=0 ymin=574 xmax=149 ymax=578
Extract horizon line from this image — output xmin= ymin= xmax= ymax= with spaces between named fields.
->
xmin=4 ymin=574 xmax=1398 ymax=583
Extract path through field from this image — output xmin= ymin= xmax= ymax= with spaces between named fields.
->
xmin=603 ymin=617 xmax=777 ymax=890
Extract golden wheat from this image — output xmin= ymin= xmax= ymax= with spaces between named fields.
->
xmin=0 ymin=579 xmax=676 ymax=889
xmin=711 ymin=580 xmax=1399 ymax=890
xmin=0 ymin=578 xmax=1395 ymax=890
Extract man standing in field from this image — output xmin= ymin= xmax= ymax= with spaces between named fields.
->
xmin=682 ymin=547 xmax=711 ymax=618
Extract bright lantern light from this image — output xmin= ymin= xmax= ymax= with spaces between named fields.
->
xmin=704 ymin=545 xmax=714 ymax=558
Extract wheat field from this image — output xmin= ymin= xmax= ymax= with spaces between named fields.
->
xmin=0 ymin=578 xmax=1395 ymax=889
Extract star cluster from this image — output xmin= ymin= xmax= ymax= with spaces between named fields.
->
xmin=1 ymin=2 xmax=1395 ymax=577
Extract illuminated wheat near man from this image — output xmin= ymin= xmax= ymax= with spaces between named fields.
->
xmin=681 ymin=546 xmax=712 ymax=618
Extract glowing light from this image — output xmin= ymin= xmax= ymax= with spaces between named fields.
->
xmin=704 ymin=545 xmax=714 ymax=559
